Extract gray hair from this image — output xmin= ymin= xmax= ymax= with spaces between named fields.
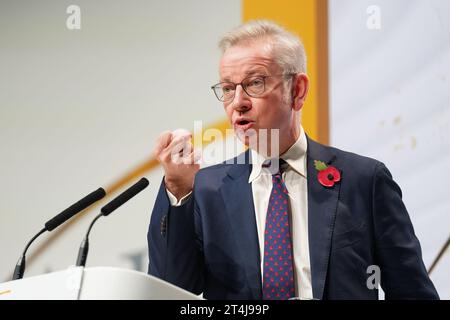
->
xmin=218 ymin=20 xmax=307 ymax=74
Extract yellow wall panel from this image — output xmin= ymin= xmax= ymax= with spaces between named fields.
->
xmin=243 ymin=0 xmax=329 ymax=144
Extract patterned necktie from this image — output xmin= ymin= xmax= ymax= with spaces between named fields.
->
xmin=262 ymin=159 xmax=295 ymax=300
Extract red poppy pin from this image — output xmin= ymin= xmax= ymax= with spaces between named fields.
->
xmin=314 ymin=160 xmax=341 ymax=187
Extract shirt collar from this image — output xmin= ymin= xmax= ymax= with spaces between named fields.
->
xmin=249 ymin=126 xmax=308 ymax=183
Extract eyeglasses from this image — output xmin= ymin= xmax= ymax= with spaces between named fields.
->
xmin=210 ymin=74 xmax=294 ymax=102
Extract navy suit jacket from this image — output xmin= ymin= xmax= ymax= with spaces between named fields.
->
xmin=147 ymin=137 xmax=439 ymax=299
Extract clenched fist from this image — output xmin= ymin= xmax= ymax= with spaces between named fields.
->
xmin=153 ymin=129 xmax=201 ymax=201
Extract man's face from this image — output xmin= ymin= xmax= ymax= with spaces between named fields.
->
xmin=219 ymin=41 xmax=294 ymax=153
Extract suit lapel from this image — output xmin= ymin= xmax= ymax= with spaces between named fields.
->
xmin=307 ymin=137 xmax=341 ymax=300
xmin=220 ymin=152 xmax=262 ymax=299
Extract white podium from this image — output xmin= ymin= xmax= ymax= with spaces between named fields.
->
xmin=0 ymin=266 xmax=202 ymax=300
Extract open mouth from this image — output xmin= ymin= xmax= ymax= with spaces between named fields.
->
xmin=234 ymin=119 xmax=255 ymax=131
xmin=237 ymin=120 xmax=251 ymax=125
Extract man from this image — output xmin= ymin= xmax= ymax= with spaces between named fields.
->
xmin=147 ymin=20 xmax=439 ymax=300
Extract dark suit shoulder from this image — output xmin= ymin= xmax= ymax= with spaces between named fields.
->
xmin=308 ymin=138 xmax=384 ymax=178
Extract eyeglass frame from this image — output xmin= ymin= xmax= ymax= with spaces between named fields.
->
xmin=210 ymin=73 xmax=296 ymax=102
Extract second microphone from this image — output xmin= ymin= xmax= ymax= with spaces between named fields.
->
xmin=76 ymin=177 xmax=149 ymax=267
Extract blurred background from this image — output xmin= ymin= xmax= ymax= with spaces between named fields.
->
xmin=0 ymin=0 xmax=448 ymax=298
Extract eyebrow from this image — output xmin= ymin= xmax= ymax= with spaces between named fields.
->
xmin=244 ymin=69 xmax=266 ymax=76
xmin=221 ymin=69 xmax=267 ymax=82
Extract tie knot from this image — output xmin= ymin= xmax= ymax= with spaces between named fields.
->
xmin=279 ymin=159 xmax=288 ymax=172
xmin=262 ymin=159 xmax=288 ymax=175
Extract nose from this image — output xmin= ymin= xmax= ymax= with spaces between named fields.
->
xmin=231 ymin=85 xmax=252 ymax=113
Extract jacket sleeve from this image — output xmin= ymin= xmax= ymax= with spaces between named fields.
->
xmin=147 ymin=178 xmax=204 ymax=295
xmin=372 ymin=163 xmax=439 ymax=299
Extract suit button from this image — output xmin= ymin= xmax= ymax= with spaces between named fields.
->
xmin=160 ymin=215 xmax=167 ymax=237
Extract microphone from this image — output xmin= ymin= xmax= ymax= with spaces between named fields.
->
xmin=12 ymin=187 xmax=106 ymax=280
xmin=75 ymin=178 xmax=149 ymax=267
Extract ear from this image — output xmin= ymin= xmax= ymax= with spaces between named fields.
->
xmin=291 ymin=73 xmax=309 ymax=111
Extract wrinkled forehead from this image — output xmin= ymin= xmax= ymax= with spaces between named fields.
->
xmin=219 ymin=40 xmax=281 ymax=82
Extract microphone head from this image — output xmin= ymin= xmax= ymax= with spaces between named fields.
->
xmin=44 ymin=187 xmax=106 ymax=231
xmin=101 ymin=178 xmax=149 ymax=216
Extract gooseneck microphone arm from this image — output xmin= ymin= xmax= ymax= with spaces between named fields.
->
xmin=75 ymin=178 xmax=149 ymax=267
xmin=75 ymin=213 xmax=103 ymax=267
xmin=12 ymin=187 xmax=106 ymax=280
xmin=12 ymin=228 xmax=46 ymax=281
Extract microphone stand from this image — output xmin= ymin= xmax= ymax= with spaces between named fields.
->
xmin=12 ymin=228 xmax=46 ymax=280
xmin=76 ymin=213 xmax=103 ymax=267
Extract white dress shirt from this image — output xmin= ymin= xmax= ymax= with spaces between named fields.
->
xmin=167 ymin=127 xmax=312 ymax=299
